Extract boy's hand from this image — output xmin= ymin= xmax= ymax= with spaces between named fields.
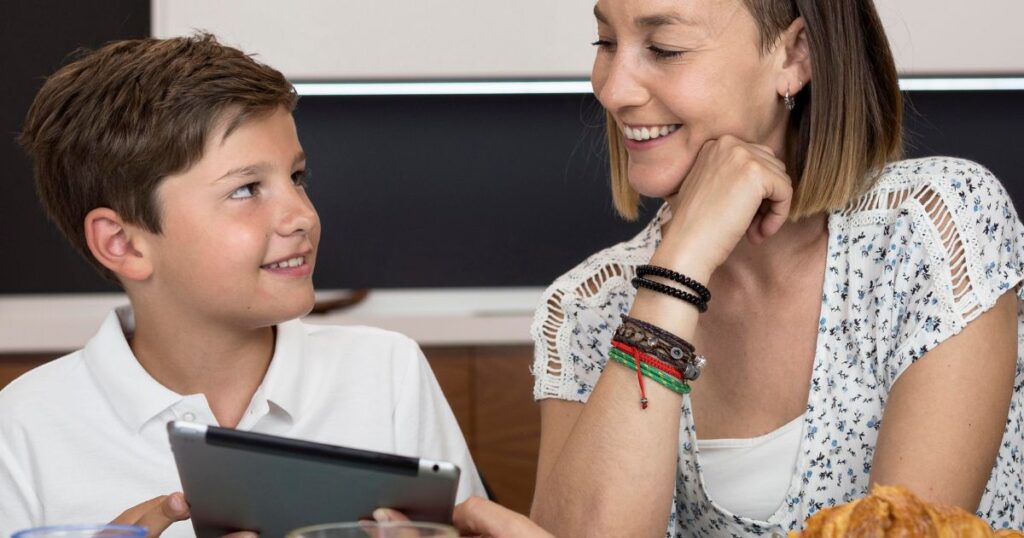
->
xmin=111 ymin=492 xmax=257 ymax=538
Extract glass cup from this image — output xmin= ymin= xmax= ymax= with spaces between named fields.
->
xmin=286 ymin=521 xmax=458 ymax=538
xmin=12 ymin=525 xmax=147 ymax=538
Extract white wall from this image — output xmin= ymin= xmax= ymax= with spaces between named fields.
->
xmin=152 ymin=0 xmax=1024 ymax=79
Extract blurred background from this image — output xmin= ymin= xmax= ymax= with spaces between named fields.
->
xmin=1 ymin=0 xmax=1022 ymax=513
xmin=2 ymin=0 xmax=1023 ymax=293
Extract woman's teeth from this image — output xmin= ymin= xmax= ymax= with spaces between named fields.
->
xmin=263 ymin=256 xmax=305 ymax=269
xmin=623 ymin=124 xmax=678 ymax=141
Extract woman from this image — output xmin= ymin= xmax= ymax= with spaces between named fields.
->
xmin=525 ymin=0 xmax=1023 ymax=536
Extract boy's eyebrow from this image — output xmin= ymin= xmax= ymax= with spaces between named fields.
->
xmin=215 ymin=152 xmax=306 ymax=182
xmin=216 ymin=162 xmax=270 ymax=182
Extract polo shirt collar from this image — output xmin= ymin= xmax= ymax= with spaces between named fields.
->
xmin=83 ymin=306 xmax=183 ymax=433
xmin=83 ymin=307 xmax=309 ymax=433
xmin=253 ymin=318 xmax=306 ymax=421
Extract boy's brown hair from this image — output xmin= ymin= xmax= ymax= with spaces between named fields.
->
xmin=19 ymin=33 xmax=298 ymax=278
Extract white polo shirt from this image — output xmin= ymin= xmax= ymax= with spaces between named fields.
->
xmin=0 ymin=307 xmax=486 ymax=537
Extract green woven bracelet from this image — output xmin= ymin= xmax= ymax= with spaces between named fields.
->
xmin=608 ymin=347 xmax=690 ymax=395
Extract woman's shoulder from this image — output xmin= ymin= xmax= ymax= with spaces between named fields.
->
xmin=845 ymin=156 xmax=1009 ymax=217
xmin=540 ymin=203 xmax=666 ymax=306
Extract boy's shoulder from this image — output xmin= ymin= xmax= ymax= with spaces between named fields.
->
xmin=291 ymin=320 xmax=424 ymax=364
xmin=0 ymin=350 xmax=89 ymax=426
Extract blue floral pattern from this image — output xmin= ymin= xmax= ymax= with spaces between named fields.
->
xmin=530 ymin=157 xmax=1024 ymax=536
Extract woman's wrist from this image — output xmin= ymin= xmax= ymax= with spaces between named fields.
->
xmin=647 ymin=248 xmax=715 ymax=286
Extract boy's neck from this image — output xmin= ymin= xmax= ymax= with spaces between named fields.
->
xmin=126 ymin=301 xmax=276 ymax=429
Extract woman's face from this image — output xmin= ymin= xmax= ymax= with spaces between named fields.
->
xmin=591 ymin=0 xmax=791 ymax=198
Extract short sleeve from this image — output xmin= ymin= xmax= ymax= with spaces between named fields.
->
xmin=392 ymin=338 xmax=488 ymax=503
xmin=0 ymin=404 xmax=43 ymax=535
xmin=530 ymin=264 xmax=635 ymax=402
xmin=883 ymin=159 xmax=1024 ymax=386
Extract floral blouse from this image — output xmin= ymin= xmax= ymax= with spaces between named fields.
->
xmin=530 ymin=157 xmax=1024 ymax=536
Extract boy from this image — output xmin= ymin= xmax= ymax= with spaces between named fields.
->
xmin=0 ymin=34 xmax=485 ymax=537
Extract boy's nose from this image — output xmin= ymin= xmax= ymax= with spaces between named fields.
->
xmin=276 ymin=188 xmax=318 ymax=236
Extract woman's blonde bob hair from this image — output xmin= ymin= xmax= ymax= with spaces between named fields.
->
xmin=607 ymin=0 xmax=903 ymax=221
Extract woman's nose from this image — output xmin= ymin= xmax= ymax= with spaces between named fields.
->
xmin=594 ymin=53 xmax=649 ymax=112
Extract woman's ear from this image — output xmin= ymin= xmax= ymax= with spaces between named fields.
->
xmin=777 ymin=16 xmax=812 ymax=98
xmin=83 ymin=208 xmax=154 ymax=282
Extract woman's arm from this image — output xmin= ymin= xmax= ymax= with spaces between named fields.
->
xmin=530 ymin=137 xmax=793 ymax=537
xmin=870 ymin=290 xmax=1017 ymax=509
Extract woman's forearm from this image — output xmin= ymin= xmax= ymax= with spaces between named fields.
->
xmin=531 ymin=288 xmax=702 ymax=537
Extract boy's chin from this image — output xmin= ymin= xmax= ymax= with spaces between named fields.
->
xmin=251 ymin=292 xmax=317 ymax=327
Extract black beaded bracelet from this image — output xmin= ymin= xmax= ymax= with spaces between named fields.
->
xmin=631 ymin=276 xmax=708 ymax=313
xmin=636 ymin=264 xmax=711 ymax=303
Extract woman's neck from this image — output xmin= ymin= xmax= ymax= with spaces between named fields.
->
xmin=660 ymin=206 xmax=829 ymax=292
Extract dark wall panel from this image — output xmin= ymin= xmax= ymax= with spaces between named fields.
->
xmin=1 ymin=3 xmax=1021 ymax=292
xmin=1 ymin=1 xmax=150 ymax=293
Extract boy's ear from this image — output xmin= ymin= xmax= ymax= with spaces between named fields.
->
xmin=777 ymin=16 xmax=812 ymax=97
xmin=83 ymin=208 xmax=154 ymax=281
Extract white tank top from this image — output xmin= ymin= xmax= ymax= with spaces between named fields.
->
xmin=696 ymin=414 xmax=804 ymax=520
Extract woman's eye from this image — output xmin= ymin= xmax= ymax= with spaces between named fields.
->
xmin=591 ymin=39 xmax=616 ymax=52
xmin=291 ymin=169 xmax=309 ymax=187
xmin=230 ymin=183 xmax=259 ymax=199
xmin=648 ymin=45 xmax=685 ymax=60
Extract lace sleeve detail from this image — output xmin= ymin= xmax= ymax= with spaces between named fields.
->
xmin=530 ymin=262 xmax=638 ymax=401
xmin=861 ymin=158 xmax=1024 ymax=386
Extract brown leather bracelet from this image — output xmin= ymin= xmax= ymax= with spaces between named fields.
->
xmin=614 ymin=315 xmax=706 ymax=381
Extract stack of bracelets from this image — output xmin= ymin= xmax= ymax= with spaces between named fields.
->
xmin=610 ymin=264 xmax=710 ymax=409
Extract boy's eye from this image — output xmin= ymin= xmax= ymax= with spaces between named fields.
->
xmin=591 ymin=39 xmax=616 ymax=52
xmin=291 ymin=169 xmax=309 ymax=187
xmin=230 ymin=183 xmax=259 ymax=199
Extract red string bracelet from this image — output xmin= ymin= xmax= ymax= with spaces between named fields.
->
xmin=611 ymin=340 xmax=687 ymax=410
xmin=612 ymin=340 xmax=684 ymax=380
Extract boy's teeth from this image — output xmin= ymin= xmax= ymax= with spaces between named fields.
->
xmin=623 ymin=124 xmax=678 ymax=141
xmin=265 ymin=256 xmax=305 ymax=269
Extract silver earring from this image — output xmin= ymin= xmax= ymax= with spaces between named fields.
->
xmin=784 ymin=87 xmax=796 ymax=111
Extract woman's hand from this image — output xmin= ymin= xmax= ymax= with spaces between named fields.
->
xmin=375 ymin=499 xmax=553 ymax=538
xmin=452 ymin=498 xmax=554 ymax=538
xmin=111 ymin=493 xmax=256 ymax=538
xmin=654 ymin=135 xmax=793 ymax=281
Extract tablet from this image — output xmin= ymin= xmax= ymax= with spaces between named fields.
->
xmin=167 ymin=421 xmax=461 ymax=538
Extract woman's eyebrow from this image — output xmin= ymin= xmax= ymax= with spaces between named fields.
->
xmin=592 ymin=4 xmax=699 ymax=28
xmin=635 ymin=13 xmax=699 ymax=28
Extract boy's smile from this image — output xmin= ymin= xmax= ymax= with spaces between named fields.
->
xmin=140 ymin=106 xmax=321 ymax=329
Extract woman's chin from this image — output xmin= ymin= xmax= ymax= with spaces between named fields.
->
xmin=627 ymin=174 xmax=684 ymax=199
xmin=627 ymin=163 xmax=693 ymax=199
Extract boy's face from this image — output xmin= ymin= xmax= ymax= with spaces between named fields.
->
xmin=143 ymin=107 xmax=320 ymax=329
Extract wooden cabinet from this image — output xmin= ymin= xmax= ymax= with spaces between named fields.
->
xmin=0 ymin=345 xmax=540 ymax=515
xmin=425 ymin=346 xmax=539 ymax=515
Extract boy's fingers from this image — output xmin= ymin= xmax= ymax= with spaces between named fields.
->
xmin=110 ymin=495 xmax=168 ymax=525
xmin=134 ymin=492 xmax=191 ymax=537
xmin=373 ymin=507 xmax=411 ymax=522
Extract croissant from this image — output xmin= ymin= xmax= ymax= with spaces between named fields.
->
xmin=790 ymin=485 xmax=1024 ymax=537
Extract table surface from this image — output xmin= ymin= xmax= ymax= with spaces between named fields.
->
xmin=0 ymin=288 xmax=543 ymax=353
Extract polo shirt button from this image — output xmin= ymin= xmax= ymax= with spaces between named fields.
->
xmin=183 ymin=412 xmax=196 ymax=422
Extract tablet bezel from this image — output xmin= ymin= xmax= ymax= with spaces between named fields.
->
xmin=168 ymin=421 xmax=460 ymax=538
